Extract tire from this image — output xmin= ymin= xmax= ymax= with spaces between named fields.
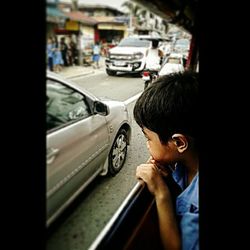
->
xmin=106 ymin=69 xmax=117 ymax=76
xmin=108 ymin=129 xmax=128 ymax=176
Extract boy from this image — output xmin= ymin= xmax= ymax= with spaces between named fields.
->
xmin=133 ymin=71 xmax=199 ymax=250
xmin=92 ymin=41 xmax=101 ymax=69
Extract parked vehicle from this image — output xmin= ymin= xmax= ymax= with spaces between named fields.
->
xmin=105 ymin=36 xmax=151 ymax=76
xmin=46 ymin=71 xmax=131 ymax=227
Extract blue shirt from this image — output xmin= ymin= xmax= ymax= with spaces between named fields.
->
xmin=93 ymin=44 xmax=100 ymax=55
xmin=172 ymin=164 xmax=199 ymax=250
xmin=47 ymin=43 xmax=55 ymax=58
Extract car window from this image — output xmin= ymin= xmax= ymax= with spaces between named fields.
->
xmin=46 ymin=79 xmax=91 ymax=131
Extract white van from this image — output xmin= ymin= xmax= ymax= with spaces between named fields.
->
xmin=105 ymin=36 xmax=151 ymax=76
xmin=158 ymin=53 xmax=185 ymax=76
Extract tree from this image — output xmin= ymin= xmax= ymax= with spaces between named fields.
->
xmin=122 ymin=1 xmax=147 ymax=33
xmin=122 ymin=1 xmax=141 ymax=16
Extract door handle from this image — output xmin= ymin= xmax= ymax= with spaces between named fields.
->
xmin=47 ymin=148 xmax=59 ymax=164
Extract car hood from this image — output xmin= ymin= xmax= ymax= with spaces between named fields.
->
xmin=99 ymin=96 xmax=125 ymax=107
xmin=109 ymin=46 xmax=148 ymax=55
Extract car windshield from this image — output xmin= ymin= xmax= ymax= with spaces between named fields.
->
xmin=118 ymin=38 xmax=150 ymax=47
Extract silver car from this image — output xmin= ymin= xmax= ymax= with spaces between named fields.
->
xmin=46 ymin=71 xmax=131 ymax=227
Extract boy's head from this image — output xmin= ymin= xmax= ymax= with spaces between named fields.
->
xmin=133 ymin=71 xmax=198 ymax=150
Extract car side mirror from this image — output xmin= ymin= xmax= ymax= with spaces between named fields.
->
xmin=93 ymin=101 xmax=109 ymax=116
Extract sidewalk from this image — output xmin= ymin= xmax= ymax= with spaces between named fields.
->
xmin=58 ymin=57 xmax=105 ymax=79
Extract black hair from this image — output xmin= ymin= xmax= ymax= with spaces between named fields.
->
xmin=133 ymin=71 xmax=199 ymax=147
xmin=152 ymin=40 xmax=159 ymax=48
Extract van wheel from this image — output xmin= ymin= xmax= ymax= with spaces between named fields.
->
xmin=106 ymin=69 xmax=117 ymax=76
xmin=108 ymin=129 xmax=128 ymax=176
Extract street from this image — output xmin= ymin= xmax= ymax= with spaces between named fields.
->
xmin=71 ymin=71 xmax=144 ymax=101
xmin=47 ymin=71 xmax=150 ymax=250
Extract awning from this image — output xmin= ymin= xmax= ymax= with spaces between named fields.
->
xmin=98 ymin=23 xmax=127 ymax=31
xmin=46 ymin=6 xmax=67 ymax=23
xmin=46 ymin=6 xmax=67 ymax=19
xmin=64 ymin=11 xmax=96 ymax=25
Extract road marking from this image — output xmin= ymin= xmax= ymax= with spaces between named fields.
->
xmin=124 ymin=92 xmax=142 ymax=105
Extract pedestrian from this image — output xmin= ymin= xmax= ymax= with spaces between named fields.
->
xmin=53 ymin=47 xmax=63 ymax=73
xmin=92 ymin=41 xmax=101 ymax=69
xmin=133 ymin=71 xmax=199 ymax=250
xmin=68 ymin=37 xmax=77 ymax=66
xmin=145 ymin=39 xmax=164 ymax=71
xmin=47 ymin=37 xmax=55 ymax=71
xmin=60 ymin=37 xmax=68 ymax=66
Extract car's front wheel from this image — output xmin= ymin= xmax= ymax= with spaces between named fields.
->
xmin=108 ymin=129 xmax=128 ymax=176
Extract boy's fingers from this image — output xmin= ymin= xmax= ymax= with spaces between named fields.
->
xmin=146 ymin=156 xmax=153 ymax=163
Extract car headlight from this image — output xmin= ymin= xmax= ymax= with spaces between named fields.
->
xmin=134 ymin=52 xmax=144 ymax=60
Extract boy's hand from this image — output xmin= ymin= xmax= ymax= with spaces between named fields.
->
xmin=136 ymin=157 xmax=170 ymax=197
xmin=148 ymin=157 xmax=170 ymax=178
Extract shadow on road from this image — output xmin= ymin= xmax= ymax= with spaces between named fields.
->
xmin=115 ymin=72 xmax=142 ymax=78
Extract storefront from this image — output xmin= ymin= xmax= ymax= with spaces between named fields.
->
xmin=97 ymin=23 xmax=126 ymax=44
xmin=93 ymin=16 xmax=128 ymax=44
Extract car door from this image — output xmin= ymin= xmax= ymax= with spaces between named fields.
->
xmin=46 ymin=78 xmax=109 ymax=226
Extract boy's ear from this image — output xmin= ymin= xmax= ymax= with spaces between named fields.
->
xmin=171 ymin=134 xmax=188 ymax=153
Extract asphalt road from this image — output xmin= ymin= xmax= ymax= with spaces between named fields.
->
xmin=72 ymin=71 xmax=144 ymax=101
xmin=47 ymin=71 xmax=150 ymax=250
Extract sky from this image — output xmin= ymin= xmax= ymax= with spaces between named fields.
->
xmin=60 ymin=0 xmax=126 ymax=11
